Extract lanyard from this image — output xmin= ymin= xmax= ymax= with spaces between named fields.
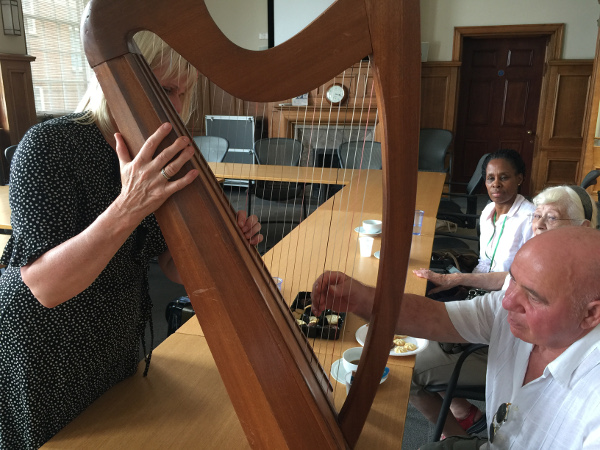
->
xmin=485 ymin=212 xmax=507 ymax=272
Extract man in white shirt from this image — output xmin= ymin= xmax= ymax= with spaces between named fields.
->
xmin=311 ymin=227 xmax=600 ymax=449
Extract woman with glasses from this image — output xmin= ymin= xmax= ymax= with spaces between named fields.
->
xmin=410 ymin=184 xmax=598 ymax=438
xmin=414 ymin=185 xmax=598 ymax=296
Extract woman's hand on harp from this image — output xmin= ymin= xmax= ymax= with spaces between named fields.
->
xmin=311 ymin=271 xmax=375 ymax=320
xmin=236 ymin=210 xmax=263 ymax=245
xmin=114 ymin=122 xmax=198 ymax=225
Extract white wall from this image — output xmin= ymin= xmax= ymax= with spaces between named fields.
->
xmin=274 ymin=0 xmax=334 ymax=45
xmin=205 ymin=0 xmax=268 ymax=50
xmin=270 ymin=0 xmax=599 ymax=60
xmin=0 ymin=0 xmax=27 ymax=55
xmin=421 ymin=0 xmax=599 ymax=61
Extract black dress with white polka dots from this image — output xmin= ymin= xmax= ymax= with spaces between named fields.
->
xmin=0 ymin=113 xmax=168 ymax=449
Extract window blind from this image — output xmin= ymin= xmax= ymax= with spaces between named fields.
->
xmin=22 ymin=0 xmax=92 ymax=115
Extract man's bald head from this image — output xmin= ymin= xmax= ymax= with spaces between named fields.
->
xmin=516 ymin=227 xmax=600 ymax=304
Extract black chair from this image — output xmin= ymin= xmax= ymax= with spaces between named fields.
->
xmin=337 ymin=141 xmax=382 ymax=169
xmin=437 ymin=153 xmax=489 ymax=231
xmin=3 ymin=145 xmax=17 ymax=185
xmin=250 ymin=138 xmax=307 ymax=224
xmin=581 ymin=169 xmax=600 ymax=201
xmin=418 ymin=129 xmax=453 ymax=174
xmin=193 ymin=136 xmax=229 ymax=162
xmin=424 ymin=343 xmax=488 ymax=442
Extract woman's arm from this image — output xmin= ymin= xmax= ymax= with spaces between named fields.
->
xmin=157 ymin=210 xmax=264 ymax=284
xmin=21 ymin=123 xmax=197 ymax=308
xmin=412 ymin=269 xmax=508 ymax=294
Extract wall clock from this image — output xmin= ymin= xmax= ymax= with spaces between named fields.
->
xmin=325 ymin=83 xmax=349 ymax=105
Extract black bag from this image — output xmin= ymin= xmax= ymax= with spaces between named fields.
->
xmin=165 ymin=296 xmax=195 ymax=336
xmin=439 ymin=288 xmax=489 ymax=354
xmin=430 ymin=248 xmax=479 ymax=274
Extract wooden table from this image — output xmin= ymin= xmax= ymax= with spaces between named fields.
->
xmin=43 ymin=171 xmax=445 ymax=449
xmin=0 ymin=185 xmax=10 ymax=230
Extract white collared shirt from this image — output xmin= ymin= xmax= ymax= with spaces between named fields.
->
xmin=473 ymin=195 xmax=535 ymax=273
xmin=446 ymin=292 xmax=600 ymax=449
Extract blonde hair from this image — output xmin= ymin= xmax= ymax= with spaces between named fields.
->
xmin=75 ymin=31 xmax=198 ymax=135
xmin=533 ymin=185 xmax=598 ymax=228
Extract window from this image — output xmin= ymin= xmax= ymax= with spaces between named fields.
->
xmin=22 ymin=0 xmax=93 ymax=115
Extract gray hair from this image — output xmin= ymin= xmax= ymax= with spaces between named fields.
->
xmin=533 ymin=185 xmax=598 ymax=228
xmin=75 ymin=31 xmax=198 ymax=135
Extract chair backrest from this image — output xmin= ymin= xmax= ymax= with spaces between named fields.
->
xmin=193 ymin=136 xmax=229 ymax=162
xmin=418 ymin=128 xmax=452 ymax=172
xmin=337 ymin=141 xmax=382 ymax=169
xmin=253 ymin=138 xmax=303 ymax=166
xmin=581 ymin=169 xmax=600 ymax=190
xmin=466 ymin=152 xmax=490 ymax=195
xmin=4 ymin=145 xmax=18 ymax=184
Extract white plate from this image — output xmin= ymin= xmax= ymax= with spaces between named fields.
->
xmin=354 ymin=226 xmax=382 ymax=236
xmin=355 ymin=324 xmax=429 ymax=356
xmin=374 ymin=251 xmax=380 ymax=259
xmin=330 ymin=359 xmax=390 ymax=384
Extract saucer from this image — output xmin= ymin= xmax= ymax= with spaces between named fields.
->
xmin=374 ymin=251 xmax=380 ymax=259
xmin=355 ymin=324 xmax=430 ymax=356
xmin=354 ymin=226 xmax=382 ymax=236
xmin=330 ymin=358 xmax=389 ymax=384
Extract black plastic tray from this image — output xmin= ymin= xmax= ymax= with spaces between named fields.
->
xmin=290 ymin=291 xmax=345 ymax=340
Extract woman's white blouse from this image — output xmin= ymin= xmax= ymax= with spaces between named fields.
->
xmin=473 ymin=194 xmax=535 ymax=273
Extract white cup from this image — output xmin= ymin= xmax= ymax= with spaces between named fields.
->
xmin=413 ymin=210 xmax=424 ymax=235
xmin=362 ymin=219 xmax=382 ymax=234
xmin=342 ymin=347 xmax=363 ymax=373
xmin=358 ymin=236 xmax=374 ymax=257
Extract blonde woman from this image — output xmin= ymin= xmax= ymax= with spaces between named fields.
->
xmin=0 ymin=32 xmax=261 ymax=449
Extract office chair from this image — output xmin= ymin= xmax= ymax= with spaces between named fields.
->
xmin=424 ymin=343 xmax=488 ymax=442
xmin=193 ymin=136 xmax=229 ymax=163
xmin=437 ymin=153 xmax=489 ymax=230
xmin=250 ymin=138 xmax=307 ymax=224
xmin=3 ymin=145 xmax=18 ymax=185
xmin=581 ymin=169 xmax=600 ymax=200
xmin=418 ymin=129 xmax=453 ymax=173
xmin=431 ymin=153 xmax=489 ymax=260
xmin=337 ymin=141 xmax=382 ymax=169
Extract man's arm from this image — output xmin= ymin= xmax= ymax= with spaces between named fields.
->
xmin=412 ymin=269 xmax=508 ymax=294
xmin=397 ymin=294 xmax=466 ymax=343
xmin=311 ymin=271 xmax=467 ymax=343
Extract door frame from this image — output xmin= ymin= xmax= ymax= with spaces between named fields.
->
xmin=451 ymin=24 xmax=564 ymax=194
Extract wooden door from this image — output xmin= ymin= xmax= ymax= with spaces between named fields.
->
xmin=453 ymin=36 xmax=547 ymax=196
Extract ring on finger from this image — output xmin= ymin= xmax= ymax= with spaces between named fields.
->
xmin=161 ymin=167 xmax=171 ymax=181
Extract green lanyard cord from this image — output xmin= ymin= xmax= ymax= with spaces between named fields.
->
xmin=485 ymin=212 xmax=507 ymax=273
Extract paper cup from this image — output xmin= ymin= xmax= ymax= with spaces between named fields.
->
xmin=358 ymin=236 xmax=374 ymax=257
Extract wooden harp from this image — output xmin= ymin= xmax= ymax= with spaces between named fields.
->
xmin=82 ymin=0 xmax=420 ymax=447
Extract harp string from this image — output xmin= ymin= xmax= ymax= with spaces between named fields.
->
xmin=189 ymin=54 xmax=385 ymax=405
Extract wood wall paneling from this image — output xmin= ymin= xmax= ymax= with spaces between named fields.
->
xmin=0 ymin=53 xmax=37 ymax=184
xmin=190 ymin=53 xmax=592 ymax=196
xmin=579 ymin=20 xmax=600 ymax=198
xmin=420 ymin=62 xmax=459 ymax=130
xmin=533 ymin=60 xmax=592 ymax=190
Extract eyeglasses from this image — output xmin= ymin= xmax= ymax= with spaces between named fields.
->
xmin=489 ymin=402 xmax=511 ymax=443
xmin=528 ymin=213 xmax=572 ymax=225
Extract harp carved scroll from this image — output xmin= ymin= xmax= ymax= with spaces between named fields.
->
xmin=82 ymin=0 xmax=421 ymax=447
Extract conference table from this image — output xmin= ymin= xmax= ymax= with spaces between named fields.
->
xmin=0 ymin=185 xmax=9 ymax=230
xmin=42 ymin=168 xmax=445 ymax=449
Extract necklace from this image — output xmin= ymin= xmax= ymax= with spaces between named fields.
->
xmin=485 ymin=211 xmax=507 ymax=272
